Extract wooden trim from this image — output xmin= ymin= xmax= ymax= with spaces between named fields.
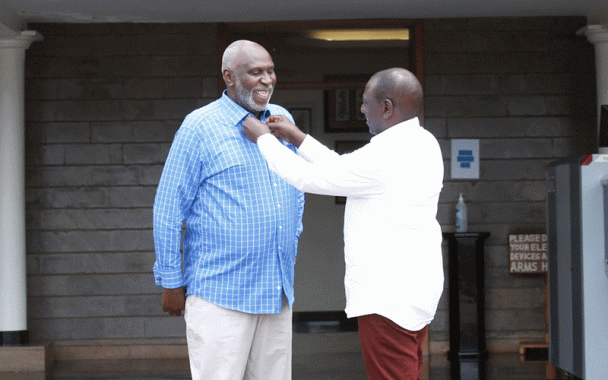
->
xmin=413 ymin=19 xmax=425 ymax=125
xmin=412 ymin=19 xmax=424 ymax=87
xmin=221 ymin=18 xmax=420 ymax=30
xmin=216 ymin=23 xmax=230 ymax=95
xmin=275 ymin=82 xmax=368 ymax=90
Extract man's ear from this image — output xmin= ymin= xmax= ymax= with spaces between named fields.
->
xmin=223 ymin=69 xmax=234 ymax=87
xmin=383 ymin=99 xmax=394 ymax=119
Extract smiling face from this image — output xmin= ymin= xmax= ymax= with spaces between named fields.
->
xmin=224 ymin=43 xmax=276 ymax=116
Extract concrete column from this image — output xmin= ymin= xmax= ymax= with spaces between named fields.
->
xmin=0 ymin=30 xmax=42 ymax=344
xmin=578 ymin=25 xmax=608 ymax=149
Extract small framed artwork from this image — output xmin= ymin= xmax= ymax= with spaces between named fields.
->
xmin=334 ymin=140 xmax=369 ymax=204
xmin=288 ymin=107 xmax=312 ymax=134
xmin=324 ymin=89 xmax=369 ymax=133
xmin=355 ymin=89 xmax=366 ymax=121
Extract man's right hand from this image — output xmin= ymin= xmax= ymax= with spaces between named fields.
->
xmin=267 ymin=115 xmax=306 ymax=148
xmin=242 ymin=116 xmax=271 ymax=143
xmin=162 ymin=287 xmax=186 ymax=316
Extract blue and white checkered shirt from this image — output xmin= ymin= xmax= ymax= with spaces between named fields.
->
xmin=153 ymin=92 xmax=305 ymax=314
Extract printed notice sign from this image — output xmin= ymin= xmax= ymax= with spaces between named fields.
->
xmin=509 ymin=234 xmax=548 ymax=274
xmin=451 ymin=139 xmax=479 ymax=179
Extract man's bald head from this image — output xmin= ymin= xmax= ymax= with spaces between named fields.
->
xmin=222 ymin=40 xmax=265 ymax=72
xmin=368 ymin=68 xmax=423 ymax=122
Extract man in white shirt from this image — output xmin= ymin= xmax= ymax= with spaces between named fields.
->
xmin=242 ymin=68 xmax=444 ymax=380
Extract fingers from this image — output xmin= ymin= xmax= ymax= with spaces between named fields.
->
xmin=242 ymin=116 xmax=273 ymax=143
xmin=164 ymin=305 xmax=184 ymax=316
xmin=267 ymin=115 xmax=283 ymax=123
xmin=163 ymin=304 xmax=183 ymax=316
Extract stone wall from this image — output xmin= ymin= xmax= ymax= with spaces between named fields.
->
xmin=424 ymin=16 xmax=596 ymax=352
xmin=25 ymin=23 xmax=219 ymax=351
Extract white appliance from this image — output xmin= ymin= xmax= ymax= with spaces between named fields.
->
xmin=547 ymin=151 xmax=608 ymax=379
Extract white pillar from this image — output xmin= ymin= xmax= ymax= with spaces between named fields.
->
xmin=578 ymin=25 xmax=608 ymax=150
xmin=0 ymin=31 xmax=42 ymax=340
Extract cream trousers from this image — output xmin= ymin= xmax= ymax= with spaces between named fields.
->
xmin=184 ymin=295 xmax=292 ymax=380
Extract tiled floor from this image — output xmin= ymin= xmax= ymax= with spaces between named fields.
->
xmin=0 ymin=332 xmax=569 ymax=380
xmin=7 ymin=355 xmax=561 ymax=380
xmin=1 ymin=353 xmax=557 ymax=380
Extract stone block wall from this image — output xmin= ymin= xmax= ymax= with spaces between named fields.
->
xmin=424 ymin=16 xmax=596 ymax=352
xmin=25 ymin=23 xmax=219 ymax=348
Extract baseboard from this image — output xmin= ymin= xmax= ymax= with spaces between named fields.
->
xmin=0 ymin=344 xmax=51 ymax=373
xmin=51 ymin=343 xmax=188 ymax=361
xmin=293 ymin=311 xmax=357 ymax=333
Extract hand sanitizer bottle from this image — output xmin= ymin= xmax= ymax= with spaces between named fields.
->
xmin=455 ymin=193 xmax=468 ymax=232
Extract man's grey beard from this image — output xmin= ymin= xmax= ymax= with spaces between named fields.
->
xmin=234 ymin=79 xmax=273 ymax=113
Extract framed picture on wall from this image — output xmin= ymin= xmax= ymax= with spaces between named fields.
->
xmin=287 ymin=107 xmax=312 ymax=135
xmin=324 ymin=89 xmax=369 ymax=133
xmin=334 ymin=140 xmax=369 ymax=204
xmin=355 ymin=89 xmax=366 ymax=121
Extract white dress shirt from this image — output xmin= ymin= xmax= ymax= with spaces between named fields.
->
xmin=257 ymin=117 xmax=444 ymax=331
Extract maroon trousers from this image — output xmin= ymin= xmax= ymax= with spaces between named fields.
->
xmin=357 ymin=314 xmax=428 ymax=380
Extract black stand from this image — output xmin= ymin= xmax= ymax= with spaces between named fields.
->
xmin=0 ymin=331 xmax=28 ymax=346
xmin=443 ymin=232 xmax=490 ymax=380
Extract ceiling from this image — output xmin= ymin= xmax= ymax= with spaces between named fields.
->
xmin=1 ymin=0 xmax=607 ymax=35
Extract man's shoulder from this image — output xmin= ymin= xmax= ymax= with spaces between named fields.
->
xmin=180 ymin=97 xmax=237 ymax=131
xmin=186 ymin=98 xmax=224 ymax=119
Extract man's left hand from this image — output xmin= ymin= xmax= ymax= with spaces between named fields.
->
xmin=243 ymin=116 xmax=271 ymax=143
xmin=162 ymin=287 xmax=186 ymax=316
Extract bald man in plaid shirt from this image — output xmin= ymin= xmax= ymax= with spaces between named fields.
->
xmin=153 ymin=40 xmax=304 ymax=380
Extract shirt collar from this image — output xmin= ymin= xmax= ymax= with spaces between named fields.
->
xmin=371 ymin=117 xmax=420 ymax=142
